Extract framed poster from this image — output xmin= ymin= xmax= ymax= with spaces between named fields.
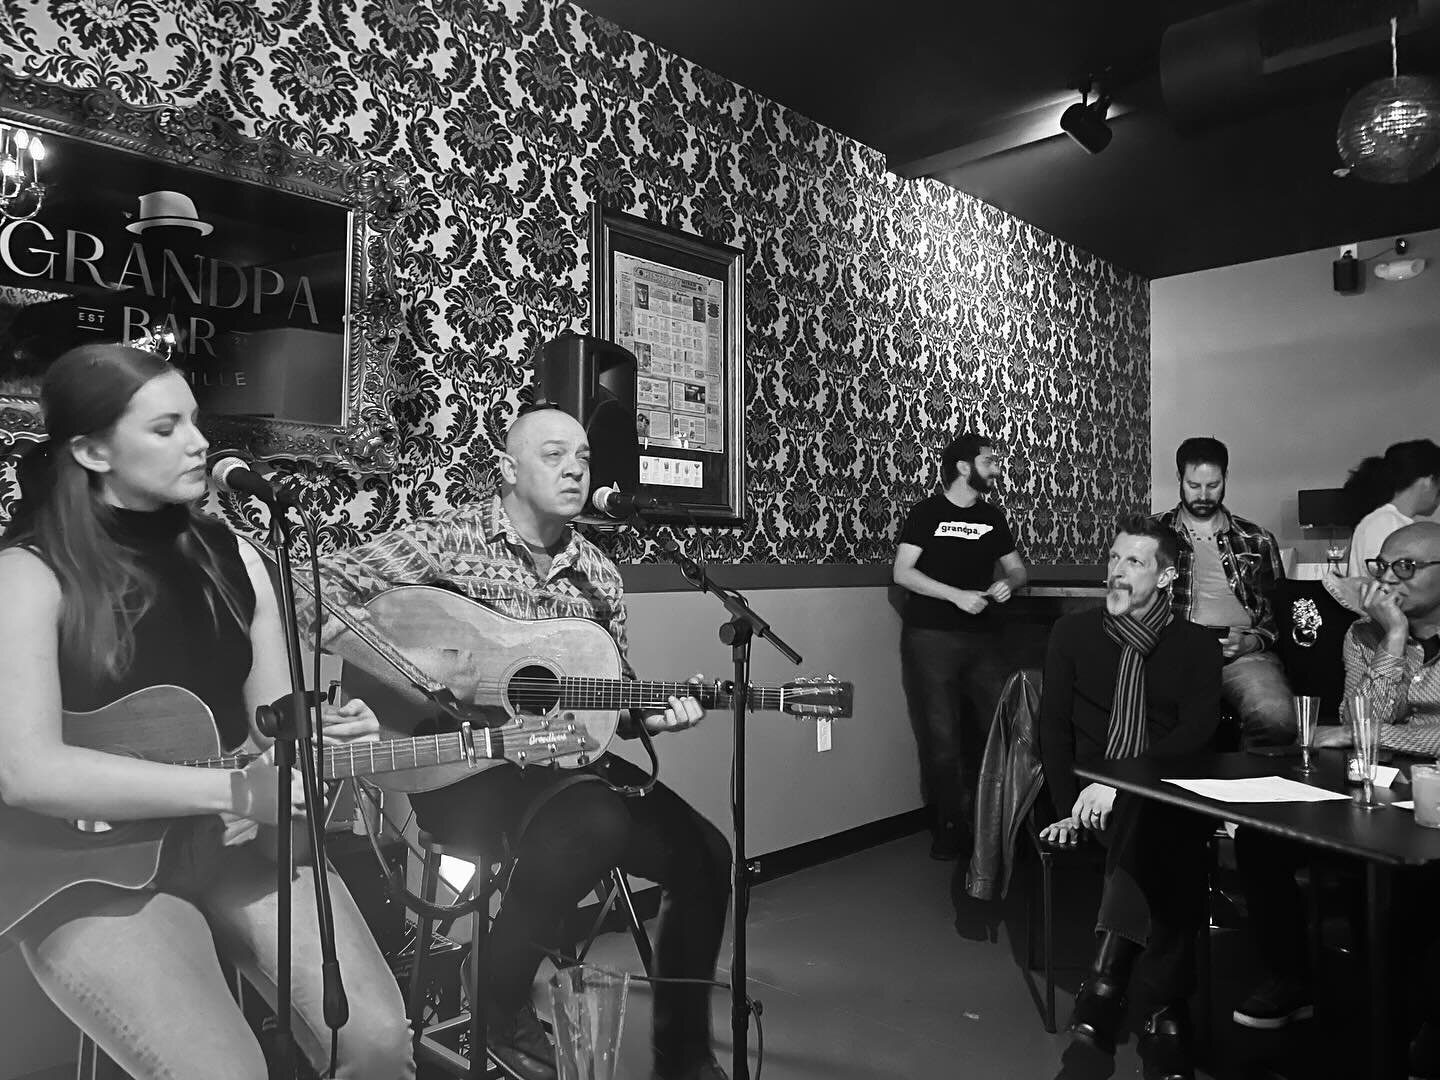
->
xmin=0 ymin=71 xmax=407 ymax=470
xmin=590 ymin=205 xmax=745 ymax=525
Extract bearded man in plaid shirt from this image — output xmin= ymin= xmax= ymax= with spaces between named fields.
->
xmin=1151 ymin=436 xmax=1293 ymax=747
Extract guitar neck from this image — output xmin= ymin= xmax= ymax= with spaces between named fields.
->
xmin=558 ymin=679 xmax=784 ymax=712
xmin=179 ymin=732 xmax=489 ymax=779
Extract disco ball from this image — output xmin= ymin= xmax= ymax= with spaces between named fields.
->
xmin=1337 ymin=74 xmax=1440 ymax=183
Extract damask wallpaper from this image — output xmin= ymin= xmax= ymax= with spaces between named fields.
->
xmin=0 ymin=0 xmax=1149 ymax=566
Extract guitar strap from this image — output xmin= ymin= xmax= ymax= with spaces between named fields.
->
xmin=238 ymin=535 xmax=483 ymax=722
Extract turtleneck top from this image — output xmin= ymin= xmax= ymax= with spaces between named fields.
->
xmin=51 ymin=504 xmax=257 ymax=750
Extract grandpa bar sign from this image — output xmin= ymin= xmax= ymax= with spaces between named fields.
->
xmin=0 ymin=123 xmax=350 ymax=426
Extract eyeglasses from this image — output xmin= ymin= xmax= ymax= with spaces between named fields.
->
xmin=1366 ymin=556 xmax=1440 ymax=581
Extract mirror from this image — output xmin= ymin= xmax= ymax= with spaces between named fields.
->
xmin=0 ymin=70 xmax=405 ymax=470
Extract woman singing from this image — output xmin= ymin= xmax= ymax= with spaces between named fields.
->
xmin=0 ymin=345 xmax=412 ymax=1078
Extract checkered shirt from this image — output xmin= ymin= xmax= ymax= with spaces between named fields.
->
xmin=1151 ymin=505 xmax=1286 ymax=648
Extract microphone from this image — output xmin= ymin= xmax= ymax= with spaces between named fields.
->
xmin=590 ymin=485 xmax=674 ymax=519
xmin=210 ymin=454 xmax=298 ymax=508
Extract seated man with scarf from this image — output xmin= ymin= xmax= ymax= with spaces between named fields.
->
xmin=1038 ymin=515 xmax=1222 ymax=1080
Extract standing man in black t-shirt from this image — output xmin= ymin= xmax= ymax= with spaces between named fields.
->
xmin=893 ymin=431 xmax=1027 ymax=861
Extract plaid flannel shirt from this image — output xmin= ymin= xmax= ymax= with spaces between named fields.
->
xmin=296 ymin=493 xmax=635 ymax=680
xmin=1342 ymin=619 xmax=1440 ymax=757
xmin=1151 ymin=505 xmax=1285 ymax=649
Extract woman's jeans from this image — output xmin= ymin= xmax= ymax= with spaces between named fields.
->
xmin=14 ymin=838 xmax=413 ymax=1080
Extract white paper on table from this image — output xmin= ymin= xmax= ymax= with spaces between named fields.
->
xmin=1162 ymin=776 xmax=1354 ymax=803
xmin=1394 ymin=800 xmax=1415 ymax=810
xmin=1344 ymin=762 xmax=1401 ymax=787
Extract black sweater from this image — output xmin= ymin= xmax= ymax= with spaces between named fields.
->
xmin=1038 ymin=607 xmax=1223 ymax=821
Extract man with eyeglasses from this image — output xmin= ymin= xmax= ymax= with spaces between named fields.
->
xmin=1228 ymin=522 xmax=1440 ymax=1076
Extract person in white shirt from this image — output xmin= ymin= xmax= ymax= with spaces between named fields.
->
xmin=1343 ymin=439 xmax=1440 ymax=579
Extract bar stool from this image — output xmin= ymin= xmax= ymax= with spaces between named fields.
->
xmin=404 ymin=830 xmax=653 ymax=1078
xmin=404 ymin=830 xmax=506 ymax=1079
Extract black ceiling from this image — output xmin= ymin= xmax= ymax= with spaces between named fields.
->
xmin=570 ymin=0 xmax=1440 ymax=278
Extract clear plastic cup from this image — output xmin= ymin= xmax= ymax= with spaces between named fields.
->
xmin=548 ymin=964 xmax=630 ymax=1080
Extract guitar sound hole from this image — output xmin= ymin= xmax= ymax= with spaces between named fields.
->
xmin=508 ymin=665 xmax=560 ymax=715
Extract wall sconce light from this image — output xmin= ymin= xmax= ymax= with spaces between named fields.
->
xmin=0 ymin=124 xmax=46 ymax=222
xmin=1060 ymin=81 xmax=1113 ymax=154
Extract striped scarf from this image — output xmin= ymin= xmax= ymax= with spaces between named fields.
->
xmin=1103 ymin=596 xmax=1172 ymax=759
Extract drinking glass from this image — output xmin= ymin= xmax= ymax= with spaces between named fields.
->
xmin=549 ymin=964 xmax=630 ymax=1080
xmin=1350 ymin=695 xmax=1383 ymax=811
xmin=1412 ymin=764 xmax=1440 ymax=829
xmin=1293 ymin=695 xmax=1320 ymax=774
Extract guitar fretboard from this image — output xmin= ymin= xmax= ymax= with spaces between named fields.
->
xmin=550 ymin=680 xmax=785 ymax=712
xmin=179 ymin=732 xmax=485 ymax=778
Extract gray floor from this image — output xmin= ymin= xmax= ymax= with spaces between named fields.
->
xmin=564 ymin=832 xmax=1211 ymax=1080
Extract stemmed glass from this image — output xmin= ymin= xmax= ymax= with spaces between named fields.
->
xmin=1293 ymin=695 xmax=1319 ymax=775
xmin=1350 ymin=695 xmax=1384 ymax=811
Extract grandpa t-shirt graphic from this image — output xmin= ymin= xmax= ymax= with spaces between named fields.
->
xmin=899 ymin=494 xmax=1017 ymax=630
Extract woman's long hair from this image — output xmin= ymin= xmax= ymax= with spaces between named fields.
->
xmin=1 ymin=344 xmax=247 ymax=680
xmin=1341 ymin=439 xmax=1440 ymax=526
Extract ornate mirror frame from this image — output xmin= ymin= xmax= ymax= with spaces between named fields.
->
xmin=0 ymin=70 xmax=404 ymax=471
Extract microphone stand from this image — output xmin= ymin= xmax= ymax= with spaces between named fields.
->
xmin=653 ymin=529 xmax=800 ymax=1080
xmin=254 ymin=498 xmax=348 ymax=1078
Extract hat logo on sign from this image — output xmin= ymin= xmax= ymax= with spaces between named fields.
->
xmin=125 ymin=190 xmax=214 ymax=236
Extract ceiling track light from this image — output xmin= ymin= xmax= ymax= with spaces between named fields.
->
xmin=1060 ymin=79 xmax=1114 ymax=154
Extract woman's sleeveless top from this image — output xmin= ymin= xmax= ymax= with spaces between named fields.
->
xmin=54 ymin=505 xmax=257 ymax=750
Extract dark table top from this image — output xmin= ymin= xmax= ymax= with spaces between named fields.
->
xmin=1075 ymin=749 xmax=1440 ymax=867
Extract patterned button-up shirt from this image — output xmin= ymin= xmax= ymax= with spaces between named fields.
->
xmin=297 ymin=493 xmax=635 ymax=679
xmin=1343 ymin=618 xmax=1440 ymax=757
xmin=1151 ymin=505 xmax=1285 ymax=648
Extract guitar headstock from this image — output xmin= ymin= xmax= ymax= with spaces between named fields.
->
xmin=780 ymin=675 xmax=853 ymax=718
xmin=505 ymin=714 xmax=591 ymax=766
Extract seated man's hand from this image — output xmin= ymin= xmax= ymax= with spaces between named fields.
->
xmin=1072 ymin=782 xmax=1117 ymax=832
xmin=320 ymin=697 xmax=381 ymax=743
xmin=1312 ymin=724 xmax=1352 ymax=749
xmin=1039 ymin=817 xmax=1081 ymax=847
xmin=1220 ymin=629 xmax=1260 ymax=661
xmin=986 ymin=580 xmax=1013 ymax=604
xmin=642 ymin=674 xmax=706 ymax=734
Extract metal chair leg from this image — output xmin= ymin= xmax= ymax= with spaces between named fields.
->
xmin=466 ymin=854 xmax=490 ymax=1080
xmin=611 ymin=869 xmax=654 ymax=975
xmin=407 ymin=833 xmax=442 ymax=1040
xmin=1025 ymin=865 xmax=1038 ymax=971
xmin=1042 ymin=850 xmax=1056 ymax=1033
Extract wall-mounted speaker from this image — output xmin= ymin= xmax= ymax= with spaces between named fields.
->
xmin=1332 ymin=253 xmax=1361 ymax=294
xmin=534 ymin=333 xmax=640 ymax=504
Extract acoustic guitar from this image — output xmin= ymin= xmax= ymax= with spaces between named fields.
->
xmin=339 ymin=585 xmax=855 ymax=792
xmin=0 ymin=683 xmax=584 ymax=937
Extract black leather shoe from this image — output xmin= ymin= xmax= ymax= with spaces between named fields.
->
xmin=1138 ymin=1006 xmax=1194 ymax=1080
xmin=1067 ymin=975 xmax=1128 ymax=1056
xmin=489 ymin=1002 xmax=558 ymax=1080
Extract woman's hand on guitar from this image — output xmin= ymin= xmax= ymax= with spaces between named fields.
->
xmin=319 ymin=697 xmax=381 ymax=743
xmin=226 ymin=750 xmax=306 ymax=834
xmin=642 ymin=674 xmax=707 ymax=734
